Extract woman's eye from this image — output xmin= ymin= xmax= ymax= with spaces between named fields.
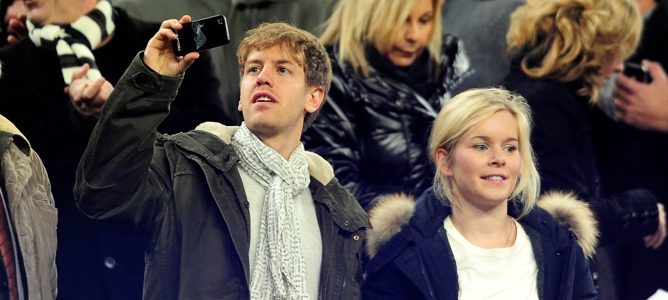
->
xmin=419 ymin=16 xmax=433 ymax=24
xmin=505 ymin=145 xmax=518 ymax=153
xmin=474 ymin=144 xmax=488 ymax=151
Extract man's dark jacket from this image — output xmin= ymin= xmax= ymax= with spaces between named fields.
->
xmin=74 ymin=55 xmax=370 ymax=299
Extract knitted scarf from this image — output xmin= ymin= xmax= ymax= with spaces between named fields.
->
xmin=27 ymin=0 xmax=115 ymax=84
xmin=231 ymin=123 xmax=311 ymax=300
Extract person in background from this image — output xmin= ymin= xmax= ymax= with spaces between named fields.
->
xmin=74 ymin=20 xmax=369 ymax=299
xmin=0 ymin=114 xmax=57 ymax=300
xmin=592 ymin=1 xmax=668 ymax=298
xmin=0 ymin=0 xmax=225 ymax=298
xmin=363 ymin=88 xmax=598 ymax=299
xmin=441 ymin=0 xmax=524 ymax=94
xmin=303 ymin=0 xmax=470 ymax=209
xmin=502 ymin=0 xmax=667 ymax=298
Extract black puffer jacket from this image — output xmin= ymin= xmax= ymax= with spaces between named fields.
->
xmin=304 ymin=35 xmax=470 ymax=209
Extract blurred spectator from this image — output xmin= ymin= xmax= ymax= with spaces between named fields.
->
xmin=0 ymin=114 xmax=57 ymax=300
xmin=303 ymin=0 xmax=470 ymax=209
xmin=113 ymin=0 xmax=339 ymax=124
xmin=591 ymin=1 xmax=668 ymax=298
xmin=441 ymin=0 xmax=524 ymax=93
xmin=502 ymin=0 xmax=666 ymax=298
xmin=0 ymin=0 xmax=224 ymax=298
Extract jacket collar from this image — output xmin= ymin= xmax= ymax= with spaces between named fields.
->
xmin=188 ymin=122 xmax=334 ymax=185
xmin=167 ymin=122 xmax=369 ymax=233
xmin=0 ymin=114 xmax=30 ymax=155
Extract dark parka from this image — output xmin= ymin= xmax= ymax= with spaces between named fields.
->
xmin=74 ymin=55 xmax=370 ymax=300
xmin=303 ymin=35 xmax=470 ymax=209
xmin=502 ymin=69 xmax=659 ymax=246
xmin=362 ymin=189 xmax=599 ymax=300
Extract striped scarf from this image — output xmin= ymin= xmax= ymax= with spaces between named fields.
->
xmin=232 ymin=123 xmax=311 ymax=300
xmin=27 ymin=0 xmax=115 ymax=84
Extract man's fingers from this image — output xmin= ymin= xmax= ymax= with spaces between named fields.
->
xmin=179 ymin=15 xmax=192 ymax=25
xmin=82 ymin=78 xmax=106 ymax=100
xmin=643 ymin=60 xmax=668 ymax=83
xmin=72 ymin=64 xmax=90 ymax=81
xmin=180 ymin=52 xmax=200 ymax=67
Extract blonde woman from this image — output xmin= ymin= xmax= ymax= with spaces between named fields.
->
xmin=363 ymin=88 xmax=598 ymax=299
xmin=502 ymin=0 xmax=666 ymax=249
xmin=302 ymin=0 xmax=470 ymax=209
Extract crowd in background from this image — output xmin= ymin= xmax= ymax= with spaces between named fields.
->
xmin=0 ymin=0 xmax=666 ymax=299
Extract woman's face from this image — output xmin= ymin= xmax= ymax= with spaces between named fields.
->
xmin=384 ymin=0 xmax=435 ymax=67
xmin=438 ymin=111 xmax=521 ymax=210
xmin=595 ymin=59 xmax=624 ymax=87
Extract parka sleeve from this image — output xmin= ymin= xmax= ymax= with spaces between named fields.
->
xmin=74 ymin=53 xmax=181 ymax=228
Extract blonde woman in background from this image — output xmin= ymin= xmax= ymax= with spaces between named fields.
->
xmin=502 ymin=0 xmax=666 ymax=298
xmin=363 ymin=88 xmax=598 ymax=300
xmin=303 ymin=0 xmax=470 ymax=210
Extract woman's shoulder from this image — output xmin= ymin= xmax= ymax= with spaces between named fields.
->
xmin=527 ymin=191 xmax=599 ymax=259
xmin=365 ymin=193 xmax=418 ymax=259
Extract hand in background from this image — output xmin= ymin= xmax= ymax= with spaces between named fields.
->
xmin=64 ymin=64 xmax=113 ymax=119
xmin=143 ymin=15 xmax=200 ymax=77
xmin=5 ymin=1 xmax=27 ymax=45
xmin=644 ymin=203 xmax=666 ymax=249
xmin=615 ymin=61 xmax=668 ymax=133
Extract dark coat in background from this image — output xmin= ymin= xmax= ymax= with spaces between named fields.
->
xmin=502 ymin=69 xmax=660 ymax=299
xmin=593 ymin=1 xmax=668 ymax=298
xmin=441 ymin=0 xmax=524 ymax=93
xmin=303 ymin=36 xmax=470 ymax=209
xmin=502 ymin=69 xmax=659 ymax=247
xmin=0 ymin=7 xmax=224 ymax=300
xmin=362 ymin=188 xmax=599 ymax=300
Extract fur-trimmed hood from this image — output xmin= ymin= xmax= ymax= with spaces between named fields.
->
xmin=366 ymin=191 xmax=598 ymax=259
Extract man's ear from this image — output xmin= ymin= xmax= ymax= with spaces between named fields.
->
xmin=435 ymin=148 xmax=453 ymax=176
xmin=305 ymin=86 xmax=325 ymax=113
xmin=237 ymin=100 xmax=242 ymax=112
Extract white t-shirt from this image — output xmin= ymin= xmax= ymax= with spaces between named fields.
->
xmin=239 ymin=168 xmax=322 ymax=299
xmin=444 ymin=216 xmax=539 ymax=300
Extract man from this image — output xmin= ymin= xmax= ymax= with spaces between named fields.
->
xmin=0 ymin=0 xmax=224 ymax=298
xmin=74 ymin=18 xmax=369 ymax=299
xmin=113 ymin=0 xmax=339 ymax=124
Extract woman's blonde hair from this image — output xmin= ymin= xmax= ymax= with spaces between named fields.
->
xmin=428 ymin=88 xmax=540 ymax=218
xmin=506 ymin=0 xmax=642 ymax=102
xmin=320 ymin=0 xmax=444 ymax=77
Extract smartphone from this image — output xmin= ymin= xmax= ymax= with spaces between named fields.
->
xmin=623 ymin=62 xmax=652 ymax=83
xmin=172 ymin=14 xmax=230 ymax=56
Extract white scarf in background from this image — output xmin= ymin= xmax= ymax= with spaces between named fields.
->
xmin=231 ymin=123 xmax=311 ymax=300
xmin=27 ymin=0 xmax=115 ymax=84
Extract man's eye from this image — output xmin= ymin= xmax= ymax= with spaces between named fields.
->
xmin=278 ymin=67 xmax=289 ymax=73
xmin=247 ymin=66 xmax=260 ymax=73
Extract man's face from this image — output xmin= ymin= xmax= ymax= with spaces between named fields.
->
xmin=238 ymin=45 xmax=324 ymax=141
xmin=22 ymin=0 xmax=56 ymax=25
xmin=23 ymin=0 xmax=88 ymax=25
